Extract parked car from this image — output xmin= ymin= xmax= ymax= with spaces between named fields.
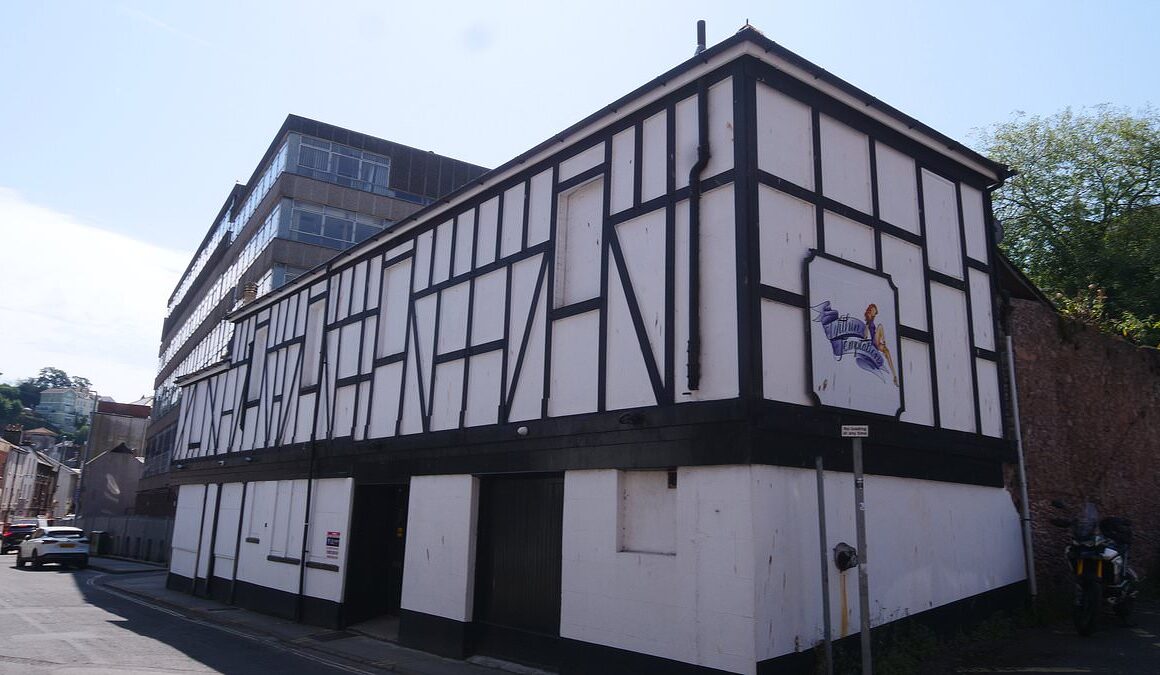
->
xmin=15 ymin=527 xmax=89 ymax=569
xmin=2 ymin=521 xmax=40 ymax=554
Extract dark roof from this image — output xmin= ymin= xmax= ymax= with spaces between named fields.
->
xmin=96 ymin=401 xmax=151 ymax=418
xmin=996 ymin=254 xmax=1054 ymax=307
xmin=110 ymin=442 xmax=134 ymax=454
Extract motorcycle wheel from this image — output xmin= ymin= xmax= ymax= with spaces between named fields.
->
xmin=1074 ymin=580 xmax=1101 ymax=636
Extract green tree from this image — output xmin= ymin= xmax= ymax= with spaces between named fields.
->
xmin=979 ymin=105 xmax=1160 ymax=345
xmin=32 ymin=367 xmax=74 ymax=389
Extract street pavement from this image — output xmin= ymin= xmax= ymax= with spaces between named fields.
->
xmin=0 ymin=554 xmax=520 ymax=675
xmin=7 ymin=553 xmax=1158 ymax=674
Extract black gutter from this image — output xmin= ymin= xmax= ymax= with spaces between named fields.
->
xmin=687 ymin=74 xmax=712 ymax=390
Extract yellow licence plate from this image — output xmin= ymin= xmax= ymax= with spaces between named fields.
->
xmin=60 ymin=543 xmax=75 ymax=548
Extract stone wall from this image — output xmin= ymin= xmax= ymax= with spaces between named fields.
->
xmin=1009 ymin=298 xmax=1160 ymax=593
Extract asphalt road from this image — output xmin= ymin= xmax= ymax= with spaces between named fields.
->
xmin=921 ymin=597 xmax=1160 ymax=674
xmin=0 ymin=554 xmax=360 ymax=674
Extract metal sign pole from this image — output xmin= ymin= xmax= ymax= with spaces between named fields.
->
xmin=853 ymin=435 xmax=872 ymax=675
xmin=816 ymin=455 xmax=833 ymax=675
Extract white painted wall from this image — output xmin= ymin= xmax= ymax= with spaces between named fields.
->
xmin=170 ymin=483 xmax=206 ymax=579
xmin=750 ymin=466 xmax=1024 ymax=662
xmin=755 ymin=83 xmax=813 ymax=190
xmin=561 ymin=467 xmax=757 ymax=675
xmin=401 ymin=475 xmax=479 ymax=622
xmin=921 ymin=169 xmax=963 ymax=279
xmin=930 ymin=282 xmax=976 ymax=433
xmin=820 ymin=115 xmax=871 ymax=214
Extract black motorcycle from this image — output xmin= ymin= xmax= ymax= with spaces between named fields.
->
xmin=1049 ymin=500 xmax=1137 ymax=635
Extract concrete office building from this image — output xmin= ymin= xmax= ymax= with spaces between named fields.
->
xmin=164 ymin=28 xmax=1024 ymax=674
xmin=139 ymin=116 xmax=488 ymax=513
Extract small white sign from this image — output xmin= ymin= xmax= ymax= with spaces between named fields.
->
xmin=841 ymin=425 xmax=869 ymax=438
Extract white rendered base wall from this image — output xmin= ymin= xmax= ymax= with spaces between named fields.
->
xmin=560 ymin=465 xmax=1025 ymax=674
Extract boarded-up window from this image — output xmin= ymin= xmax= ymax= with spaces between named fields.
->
xmin=618 ymin=470 xmax=676 ymax=555
xmin=554 ymin=177 xmax=604 ymax=307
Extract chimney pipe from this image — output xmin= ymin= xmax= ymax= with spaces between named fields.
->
xmin=242 ymin=282 xmax=258 ymax=304
xmin=695 ymin=20 xmax=706 ymax=55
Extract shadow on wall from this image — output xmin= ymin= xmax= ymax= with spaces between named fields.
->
xmin=76 ymin=515 xmax=173 ymax=563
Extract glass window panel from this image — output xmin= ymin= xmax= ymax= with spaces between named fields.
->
xmin=299 ymin=145 xmax=329 ymax=171
xmin=294 ymin=210 xmax=322 ymax=234
xmin=354 ymin=223 xmax=381 ymax=242
xmin=323 ymin=216 xmax=353 ymax=241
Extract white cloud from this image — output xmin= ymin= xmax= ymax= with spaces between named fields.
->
xmin=0 ymin=188 xmax=187 ymax=402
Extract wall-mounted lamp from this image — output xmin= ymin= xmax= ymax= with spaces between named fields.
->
xmin=217 ymin=459 xmax=225 ymax=466
xmin=244 ymin=456 xmax=254 ymax=463
xmin=516 ymin=426 xmax=529 ymax=436
xmin=618 ymin=412 xmax=645 ymax=425
xmin=175 ymin=464 xmax=185 ymax=470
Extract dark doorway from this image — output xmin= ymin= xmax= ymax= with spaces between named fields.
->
xmin=472 ymin=473 xmax=564 ymax=668
xmin=343 ymin=483 xmax=409 ymax=626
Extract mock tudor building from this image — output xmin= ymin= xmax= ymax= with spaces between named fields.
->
xmin=165 ymin=27 xmax=1024 ymax=674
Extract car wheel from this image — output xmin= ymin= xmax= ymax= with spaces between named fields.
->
xmin=31 ymin=550 xmax=42 ymax=569
xmin=15 ymin=552 xmax=24 ymax=569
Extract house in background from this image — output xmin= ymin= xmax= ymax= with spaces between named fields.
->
xmin=163 ymin=26 xmax=1023 ymax=674
xmin=35 ymin=388 xmax=96 ymax=434
xmin=21 ymin=427 xmax=58 ymax=452
xmin=138 ymin=115 xmax=489 ymax=519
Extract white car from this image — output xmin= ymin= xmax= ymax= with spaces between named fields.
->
xmin=15 ymin=526 xmax=89 ymax=569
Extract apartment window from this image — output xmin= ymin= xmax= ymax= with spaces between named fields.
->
xmin=295 ymin=137 xmax=391 ymax=194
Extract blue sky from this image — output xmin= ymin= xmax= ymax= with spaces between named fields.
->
xmin=0 ymin=0 xmax=1156 ymax=401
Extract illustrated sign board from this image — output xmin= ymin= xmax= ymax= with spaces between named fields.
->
xmin=807 ymin=253 xmax=903 ymax=417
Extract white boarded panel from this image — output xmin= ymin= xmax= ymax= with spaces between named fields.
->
xmin=365 ymin=256 xmax=382 ymax=311
xmin=976 ymin=358 xmax=1002 ymax=438
xmin=610 ymin=127 xmax=634 ymax=214
xmin=507 ymin=255 xmax=543 ymax=385
xmin=823 ymin=211 xmax=875 ymax=268
xmin=414 ymin=294 xmax=438 ymax=411
xmin=820 ymin=115 xmax=872 ymax=213
xmin=527 ymin=169 xmax=553 ymax=246
xmin=876 ymin=143 xmax=919 ymax=234
xmin=334 ymin=268 xmax=353 ymax=321
xmin=930 ymin=282 xmax=975 ymax=432
xmin=337 ymin=323 xmax=361 ymax=379
xmin=432 ymin=220 xmax=453 ymax=285
xmin=430 ymin=360 xmax=465 ymax=431
xmin=616 ymin=208 xmax=666 ymax=366
xmin=500 ymin=182 xmax=526 ymax=258
xmin=968 ymin=268 xmax=995 ymax=351
xmin=377 ymin=259 xmax=411 ymax=357
xmin=549 ymin=312 xmax=600 ymax=416
xmin=674 ymin=185 xmax=739 ymax=401
xmin=352 ymin=380 xmax=371 ymax=445
xmin=899 ymin=338 xmax=934 ymax=426
xmin=400 ymin=341 xmax=425 ymax=435
xmin=360 ymin=319 xmax=375 ymax=374
xmin=472 ymin=268 xmax=506 ymax=346
xmin=704 ymin=77 xmax=734 ymax=179
xmin=758 ymin=186 xmax=814 ymax=292
xmin=922 ymin=170 xmax=963 ymax=279
xmin=294 ymin=392 xmax=316 ymax=442
xmin=674 ymin=94 xmax=697 ymax=190
xmin=332 ymin=385 xmax=357 ymax=438
xmin=453 ymin=212 xmax=474 ymax=277
xmin=438 ymin=282 xmax=470 ymax=355
xmin=606 ymin=263 xmax=655 ymax=411
xmin=465 ymin=350 xmax=502 ymax=427
xmin=476 ymin=197 xmax=499 ymax=268
xmin=961 ymin=184 xmax=989 ymax=263
xmin=413 ymin=230 xmax=433 ymax=292
xmin=368 ymin=362 xmax=402 ymax=438
xmin=881 ymin=234 xmax=927 ymax=330
xmin=508 ymin=280 xmax=546 ymax=423
xmin=554 ymin=177 xmax=604 ymax=306
xmin=295 ymin=292 xmax=309 ymax=336
xmin=560 ymin=143 xmax=603 ymax=182
xmin=351 ymin=261 xmax=367 ymax=313
xmin=760 ymin=300 xmax=810 ymax=405
xmin=756 ymin=83 xmax=813 ymax=189
xmin=641 ymin=110 xmax=667 ymax=202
